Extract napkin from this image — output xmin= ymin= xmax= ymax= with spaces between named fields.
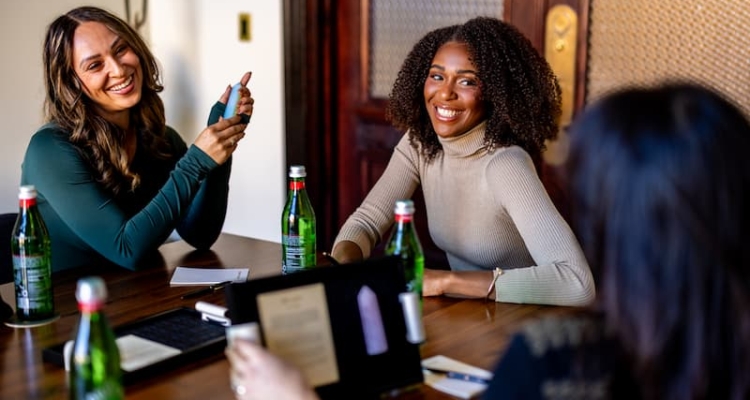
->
xmin=422 ymin=355 xmax=494 ymax=399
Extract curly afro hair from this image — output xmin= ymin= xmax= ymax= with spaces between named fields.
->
xmin=386 ymin=16 xmax=562 ymax=162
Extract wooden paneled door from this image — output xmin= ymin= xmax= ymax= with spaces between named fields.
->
xmin=283 ymin=0 xmax=590 ymax=267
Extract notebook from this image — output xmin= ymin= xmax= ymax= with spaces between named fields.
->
xmin=225 ymin=256 xmax=424 ymax=399
xmin=42 ymin=307 xmax=226 ymax=385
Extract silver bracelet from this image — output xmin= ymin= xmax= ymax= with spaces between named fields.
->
xmin=485 ymin=267 xmax=503 ymax=301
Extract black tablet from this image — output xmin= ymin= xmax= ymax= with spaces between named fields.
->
xmin=42 ymin=307 xmax=226 ymax=385
xmin=225 ymin=256 xmax=424 ymax=399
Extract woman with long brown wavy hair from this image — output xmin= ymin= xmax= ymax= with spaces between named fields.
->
xmin=22 ymin=6 xmax=254 ymax=271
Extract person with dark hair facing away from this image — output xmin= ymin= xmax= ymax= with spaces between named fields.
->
xmin=330 ymin=16 xmax=594 ymax=306
xmin=22 ymin=6 xmax=254 ymax=271
xmin=484 ymin=82 xmax=750 ymax=399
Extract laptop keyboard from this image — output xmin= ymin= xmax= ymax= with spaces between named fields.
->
xmin=120 ymin=310 xmax=226 ymax=351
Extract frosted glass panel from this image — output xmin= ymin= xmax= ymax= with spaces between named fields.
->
xmin=369 ymin=0 xmax=503 ymax=98
xmin=587 ymin=0 xmax=750 ymax=115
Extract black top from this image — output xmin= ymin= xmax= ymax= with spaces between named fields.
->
xmin=483 ymin=313 xmax=639 ymax=400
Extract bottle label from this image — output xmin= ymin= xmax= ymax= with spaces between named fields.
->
xmin=384 ymin=221 xmax=423 ymax=300
xmin=282 ymin=234 xmax=315 ymax=273
xmin=400 ymin=253 xmax=424 ymax=297
xmin=13 ymin=254 xmax=53 ymax=315
xmin=289 ymin=181 xmax=305 ymax=190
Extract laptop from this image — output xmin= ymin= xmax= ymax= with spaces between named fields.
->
xmin=225 ymin=255 xmax=424 ymax=399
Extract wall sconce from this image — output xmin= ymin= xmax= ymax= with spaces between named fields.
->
xmin=124 ymin=0 xmax=148 ymax=33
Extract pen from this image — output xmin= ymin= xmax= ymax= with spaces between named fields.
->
xmin=321 ymin=252 xmax=340 ymax=266
xmin=181 ymin=280 xmax=233 ymax=300
xmin=445 ymin=371 xmax=491 ymax=385
xmin=423 ymin=368 xmax=491 ymax=385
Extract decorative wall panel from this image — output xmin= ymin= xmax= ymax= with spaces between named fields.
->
xmin=369 ymin=0 xmax=504 ymax=98
xmin=587 ymin=0 xmax=750 ymax=114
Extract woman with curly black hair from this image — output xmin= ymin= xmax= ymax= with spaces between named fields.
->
xmin=21 ymin=6 xmax=254 ymax=271
xmin=330 ymin=17 xmax=594 ymax=306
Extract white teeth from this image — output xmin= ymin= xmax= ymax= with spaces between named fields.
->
xmin=109 ymin=76 xmax=133 ymax=91
xmin=436 ymin=107 xmax=459 ymax=118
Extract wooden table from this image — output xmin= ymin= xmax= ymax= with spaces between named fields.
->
xmin=0 ymin=233 xmax=571 ymax=399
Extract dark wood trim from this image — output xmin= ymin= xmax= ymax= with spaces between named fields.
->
xmin=335 ymin=0 xmax=365 ymax=225
xmin=282 ymin=0 xmax=307 ymax=168
xmin=355 ymin=99 xmax=388 ymax=122
xmin=318 ymin=0 xmax=339 ymax=250
xmin=504 ymin=0 xmax=548 ymax=53
xmin=574 ymin=0 xmax=590 ymax=112
xmin=283 ymin=0 xmax=339 ymax=250
xmin=359 ymin=1 xmax=372 ymax=100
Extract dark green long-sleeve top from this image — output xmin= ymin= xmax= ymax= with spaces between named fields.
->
xmin=20 ymin=103 xmax=231 ymax=272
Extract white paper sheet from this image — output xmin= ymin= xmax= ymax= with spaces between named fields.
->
xmin=422 ymin=355 xmax=494 ymax=399
xmin=169 ymin=267 xmax=249 ymax=286
xmin=117 ymin=334 xmax=182 ymax=371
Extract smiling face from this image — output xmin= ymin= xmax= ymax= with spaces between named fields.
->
xmin=72 ymin=21 xmax=142 ymax=128
xmin=423 ymin=41 xmax=487 ymax=139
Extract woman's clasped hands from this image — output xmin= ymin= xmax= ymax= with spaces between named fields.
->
xmin=194 ymin=71 xmax=254 ymax=164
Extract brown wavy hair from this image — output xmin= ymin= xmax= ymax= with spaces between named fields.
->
xmin=386 ymin=17 xmax=561 ymax=162
xmin=43 ymin=6 xmax=172 ymax=195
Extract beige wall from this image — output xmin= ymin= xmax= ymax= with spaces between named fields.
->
xmin=0 ymin=0 xmax=124 ymax=215
xmin=0 ymin=0 xmax=285 ymax=243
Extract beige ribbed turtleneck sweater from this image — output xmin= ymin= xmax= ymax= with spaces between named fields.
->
xmin=333 ymin=122 xmax=594 ymax=306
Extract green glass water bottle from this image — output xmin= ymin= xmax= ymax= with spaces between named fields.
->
xmin=385 ymin=200 xmax=424 ymax=299
xmin=69 ymin=276 xmax=123 ymax=400
xmin=281 ymin=165 xmax=317 ymax=274
xmin=11 ymin=185 xmax=54 ymax=321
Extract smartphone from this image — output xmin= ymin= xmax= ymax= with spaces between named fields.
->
xmin=223 ymin=83 xmax=242 ymax=119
